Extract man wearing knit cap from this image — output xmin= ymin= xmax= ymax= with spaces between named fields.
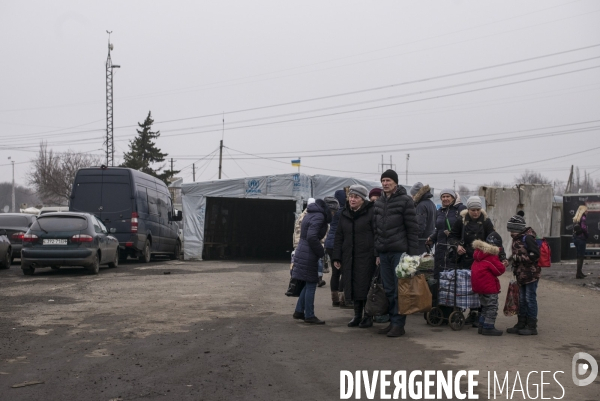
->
xmin=409 ymin=182 xmax=437 ymax=241
xmin=373 ymin=169 xmax=419 ymax=337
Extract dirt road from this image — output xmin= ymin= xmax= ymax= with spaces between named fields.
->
xmin=1 ymin=259 xmax=598 ymax=400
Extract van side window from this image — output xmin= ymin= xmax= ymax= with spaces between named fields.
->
xmin=148 ymin=189 xmax=159 ymax=215
xmin=136 ymin=186 xmax=149 ymax=214
xmin=158 ymin=193 xmax=169 ymax=218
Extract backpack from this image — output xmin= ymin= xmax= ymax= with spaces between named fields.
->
xmin=523 ymin=235 xmax=551 ymax=268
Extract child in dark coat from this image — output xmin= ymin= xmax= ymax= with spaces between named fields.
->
xmin=471 ymin=232 xmax=506 ymax=336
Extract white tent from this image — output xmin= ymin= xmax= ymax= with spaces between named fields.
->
xmin=181 ymin=173 xmax=388 ymax=260
xmin=182 ymin=173 xmax=311 ymax=260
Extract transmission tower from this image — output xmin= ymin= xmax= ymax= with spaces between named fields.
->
xmin=105 ymin=31 xmax=120 ymax=166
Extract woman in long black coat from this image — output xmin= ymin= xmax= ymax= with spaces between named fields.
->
xmin=332 ymin=185 xmax=376 ymax=329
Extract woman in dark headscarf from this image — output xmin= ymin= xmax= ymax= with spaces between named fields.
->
xmin=333 ymin=185 xmax=376 ymax=328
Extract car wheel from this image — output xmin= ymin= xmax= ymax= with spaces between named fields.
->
xmin=169 ymin=241 xmax=181 ymax=261
xmin=138 ymin=239 xmax=151 ymax=263
xmin=87 ymin=253 xmax=100 ymax=275
xmin=108 ymin=250 xmax=119 ymax=268
xmin=0 ymin=249 xmax=10 ymax=269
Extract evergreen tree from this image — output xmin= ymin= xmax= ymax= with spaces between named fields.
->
xmin=121 ymin=111 xmax=179 ymax=185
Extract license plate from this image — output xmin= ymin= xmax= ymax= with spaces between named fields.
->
xmin=43 ymin=239 xmax=68 ymax=245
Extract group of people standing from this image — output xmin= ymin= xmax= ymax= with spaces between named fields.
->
xmin=290 ymin=168 xmax=588 ymax=338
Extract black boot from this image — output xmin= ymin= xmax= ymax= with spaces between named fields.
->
xmin=576 ymin=258 xmax=586 ymax=279
xmin=518 ymin=317 xmax=538 ymax=335
xmin=481 ymin=324 xmax=503 ymax=336
xmin=507 ymin=315 xmax=527 ymax=334
xmin=359 ymin=306 xmax=373 ymax=329
xmin=348 ymin=301 xmax=362 ymax=327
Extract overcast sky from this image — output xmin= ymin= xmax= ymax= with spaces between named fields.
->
xmin=1 ymin=0 xmax=599 ymax=193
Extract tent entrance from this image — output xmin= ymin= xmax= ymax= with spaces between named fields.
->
xmin=203 ymin=197 xmax=296 ymax=260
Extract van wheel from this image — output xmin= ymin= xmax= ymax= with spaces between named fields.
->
xmin=139 ymin=240 xmax=151 ymax=263
xmin=108 ymin=250 xmax=119 ymax=268
xmin=0 ymin=249 xmax=10 ymax=269
xmin=88 ymin=253 xmax=100 ymax=275
xmin=170 ymin=241 xmax=181 ymax=260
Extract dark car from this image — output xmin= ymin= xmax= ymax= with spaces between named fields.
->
xmin=0 ymin=229 xmax=10 ymax=269
xmin=21 ymin=212 xmax=119 ymax=276
xmin=0 ymin=213 xmax=37 ymax=263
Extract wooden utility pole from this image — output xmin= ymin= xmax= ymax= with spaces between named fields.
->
xmin=218 ymin=115 xmax=224 ymax=179
xmin=193 ymin=163 xmax=196 ymax=182
xmin=565 ymin=165 xmax=574 ymax=193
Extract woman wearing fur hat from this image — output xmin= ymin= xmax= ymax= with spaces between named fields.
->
xmin=448 ymin=196 xmax=497 ymax=326
xmin=410 ymin=182 xmax=437 ymax=240
xmin=506 ymin=213 xmax=540 ymax=335
xmin=333 ymin=185 xmax=376 ymax=328
xmin=471 ymin=232 xmax=506 ymax=336
xmin=573 ymin=205 xmax=588 ymax=279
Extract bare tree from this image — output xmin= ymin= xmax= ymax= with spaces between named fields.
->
xmin=515 ymin=169 xmax=552 ymax=185
xmin=28 ymin=142 xmax=102 ymax=205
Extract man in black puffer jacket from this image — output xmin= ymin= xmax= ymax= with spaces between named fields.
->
xmin=373 ymin=170 xmax=419 ymax=338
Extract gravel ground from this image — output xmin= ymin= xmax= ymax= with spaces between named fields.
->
xmin=1 ymin=257 xmax=599 ymax=400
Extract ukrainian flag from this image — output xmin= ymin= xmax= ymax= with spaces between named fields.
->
xmin=291 ymin=159 xmax=301 ymax=167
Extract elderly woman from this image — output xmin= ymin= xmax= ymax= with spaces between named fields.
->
xmin=448 ymin=196 xmax=498 ymax=326
xmin=333 ymin=185 xmax=376 ymax=328
xmin=427 ymin=189 xmax=467 ymax=278
xmin=292 ymin=199 xmax=331 ymax=325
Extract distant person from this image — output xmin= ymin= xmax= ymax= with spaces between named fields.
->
xmin=368 ymin=186 xmax=388 ymax=324
xmin=333 ymin=185 xmax=376 ymax=329
xmin=291 ymin=199 xmax=331 ymax=324
xmin=369 ymin=188 xmax=382 ymax=202
xmin=373 ymin=169 xmax=419 ymax=338
xmin=325 ymin=190 xmax=346 ymax=306
xmin=505 ymin=213 xmax=540 ymax=335
xmin=448 ymin=196 xmax=496 ymax=327
xmin=471 ymin=232 xmax=506 ymax=336
xmin=410 ymin=182 xmax=437 ymax=246
xmin=320 ymin=196 xmax=340 ymax=287
xmin=573 ymin=205 xmax=588 ymax=279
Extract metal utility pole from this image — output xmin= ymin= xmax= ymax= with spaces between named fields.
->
xmin=406 ymin=154 xmax=410 ymax=185
xmin=218 ymin=115 xmax=224 ymax=179
xmin=170 ymin=158 xmax=174 ymax=175
xmin=105 ymin=31 xmax=120 ymax=167
xmin=9 ymin=157 xmax=15 ymax=212
xmin=193 ymin=163 xmax=196 ymax=182
xmin=378 ymin=155 xmax=395 ymax=173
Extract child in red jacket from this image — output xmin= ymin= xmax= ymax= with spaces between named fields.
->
xmin=471 ymin=232 xmax=506 ymax=336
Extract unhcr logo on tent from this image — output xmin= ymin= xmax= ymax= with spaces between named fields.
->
xmin=246 ymin=179 xmax=262 ymax=194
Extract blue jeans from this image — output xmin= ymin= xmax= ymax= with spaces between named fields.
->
xmin=318 ymin=258 xmax=323 ymax=278
xmin=518 ymin=280 xmax=539 ymax=319
xmin=573 ymin=237 xmax=586 ymax=258
xmin=379 ymin=252 xmax=407 ymax=327
xmin=295 ymin=282 xmax=317 ymax=318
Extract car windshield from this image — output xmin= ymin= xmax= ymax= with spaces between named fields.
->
xmin=31 ymin=216 xmax=88 ymax=232
xmin=0 ymin=216 xmax=30 ymax=227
